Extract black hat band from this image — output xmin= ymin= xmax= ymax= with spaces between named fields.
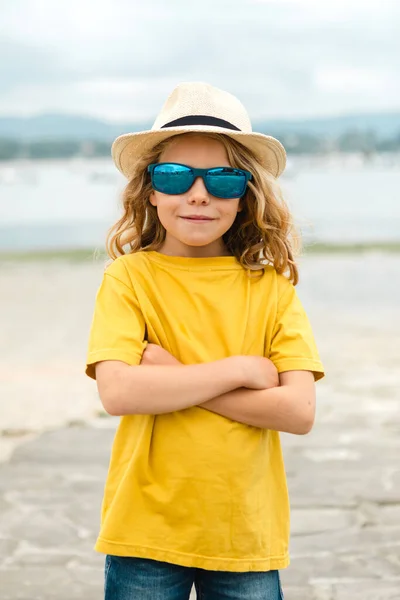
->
xmin=161 ymin=115 xmax=241 ymax=131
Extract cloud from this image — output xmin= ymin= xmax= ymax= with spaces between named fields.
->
xmin=0 ymin=38 xmax=78 ymax=92
xmin=0 ymin=0 xmax=399 ymax=119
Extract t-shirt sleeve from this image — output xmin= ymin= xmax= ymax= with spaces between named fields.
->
xmin=269 ymin=279 xmax=325 ymax=382
xmin=85 ymin=259 xmax=147 ymax=380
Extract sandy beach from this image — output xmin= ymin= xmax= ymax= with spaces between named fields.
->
xmin=1 ymin=252 xmax=399 ymax=452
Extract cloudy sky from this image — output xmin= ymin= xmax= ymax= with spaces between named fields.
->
xmin=0 ymin=0 xmax=399 ymax=122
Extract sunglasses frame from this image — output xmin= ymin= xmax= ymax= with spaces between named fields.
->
xmin=147 ymin=162 xmax=252 ymax=199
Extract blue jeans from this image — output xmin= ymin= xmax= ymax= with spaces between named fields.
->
xmin=104 ymin=555 xmax=284 ymax=600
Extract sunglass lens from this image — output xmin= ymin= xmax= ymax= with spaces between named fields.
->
xmin=152 ymin=164 xmax=193 ymax=195
xmin=206 ymin=168 xmax=247 ymax=199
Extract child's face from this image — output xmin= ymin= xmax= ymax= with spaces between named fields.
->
xmin=149 ymin=135 xmax=243 ymax=257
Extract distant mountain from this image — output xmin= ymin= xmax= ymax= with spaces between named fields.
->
xmin=254 ymin=113 xmax=400 ymax=139
xmin=0 ymin=114 xmax=151 ymax=141
xmin=0 ymin=112 xmax=399 ymax=141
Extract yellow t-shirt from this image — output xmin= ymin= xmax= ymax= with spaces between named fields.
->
xmin=86 ymin=251 xmax=324 ymax=572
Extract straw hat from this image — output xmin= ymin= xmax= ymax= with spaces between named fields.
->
xmin=112 ymin=82 xmax=286 ymax=179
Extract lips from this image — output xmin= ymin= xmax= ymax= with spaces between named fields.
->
xmin=180 ymin=215 xmax=214 ymax=221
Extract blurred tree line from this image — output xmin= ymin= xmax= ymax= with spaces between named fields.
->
xmin=0 ymin=131 xmax=399 ymax=161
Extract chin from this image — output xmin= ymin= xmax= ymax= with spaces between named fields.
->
xmin=180 ymin=235 xmax=218 ymax=247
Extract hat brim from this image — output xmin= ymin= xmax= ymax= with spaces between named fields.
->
xmin=111 ymin=125 xmax=286 ymax=179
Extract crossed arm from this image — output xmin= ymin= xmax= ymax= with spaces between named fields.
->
xmin=200 ymin=373 xmax=315 ymax=433
xmin=95 ymin=344 xmax=316 ymax=435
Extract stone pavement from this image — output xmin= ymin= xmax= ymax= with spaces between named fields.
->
xmin=0 ymin=415 xmax=399 ymax=600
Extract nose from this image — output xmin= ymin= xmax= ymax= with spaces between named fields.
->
xmin=186 ymin=176 xmax=210 ymax=205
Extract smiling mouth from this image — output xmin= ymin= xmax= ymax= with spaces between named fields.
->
xmin=180 ymin=216 xmax=215 ymax=221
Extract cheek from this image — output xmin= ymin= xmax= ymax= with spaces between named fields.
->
xmin=220 ymin=200 xmax=241 ymax=221
xmin=152 ymin=196 xmax=180 ymax=225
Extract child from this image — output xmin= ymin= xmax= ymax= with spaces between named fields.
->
xmin=85 ymin=82 xmax=324 ymax=600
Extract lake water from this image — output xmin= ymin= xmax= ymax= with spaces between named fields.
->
xmin=0 ymin=154 xmax=399 ymax=251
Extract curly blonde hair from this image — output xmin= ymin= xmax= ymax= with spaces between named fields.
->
xmin=106 ymin=132 xmax=300 ymax=284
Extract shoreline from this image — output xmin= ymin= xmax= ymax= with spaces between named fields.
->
xmin=1 ymin=240 xmax=400 ymax=262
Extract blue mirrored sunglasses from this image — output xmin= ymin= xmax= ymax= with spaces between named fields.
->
xmin=147 ymin=162 xmax=252 ymax=199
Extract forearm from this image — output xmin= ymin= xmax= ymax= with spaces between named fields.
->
xmin=98 ymin=359 xmax=244 ymax=416
xmin=201 ymin=384 xmax=315 ymax=434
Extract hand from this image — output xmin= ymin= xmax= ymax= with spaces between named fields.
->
xmin=141 ymin=343 xmax=182 ymax=366
xmin=235 ymin=355 xmax=279 ymax=390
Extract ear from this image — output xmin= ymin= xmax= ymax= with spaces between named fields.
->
xmin=237 ymin=198 xmax=244 ymax=212
xmin=149 ymin=191 xmax=157 ymax=207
